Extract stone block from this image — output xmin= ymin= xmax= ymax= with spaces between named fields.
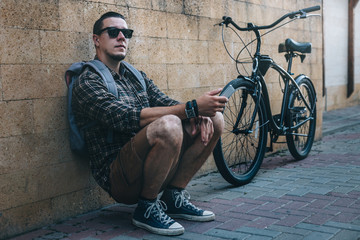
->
xmin=208 ymin=40 xmax=232 ymax=64
xmin=84 ymin=2 xmax=128 ymax=33
xmin=147 ymin=38 xmax=170 ymax=64
xmin=50 ymin=186 xmax=114 ymax=221
xmin=0 ymin=101 xmax=33 ymax=138
xmin=167 ymin=64 xmax=201 ymax=90
xmin=0 ymin=28 xmax=41 ymax=64
xmin=199 ymin=17 xmax=222 ymax=42
xmin=183 ymin=0 xmax=212 ymax=18
xmin=198 ymin=63 xmax=229 ymax=88
xmin=1 ymin=64 xmax=67 ymax=101
xmin=151 ymin=0 xmax=184 ymax=13
xmin=126 ymin=37 xmax=150 ymax=64
xmin=166 ymin=39 xmax=208 ymax=64
xmin=117 ymin=0 xmax=151 ymax=9
xmin=0 ymin=67 xmax=2 ymax=101
xmin=283 ymin=0 xmax=298 ymax=11
xmin=246 ymin=3 xmax=272 ymax=26
xmin=135 ymin=63 xmax=168 ymax=90
xmin=0 ymin=160 xmax=91 ymax=210
xmin=59 ymin=0 xmax=87 ymax=32
xmin=167 ymin=13 xmax=199 ymax=40
xmin=35 ymin=161 xmax=91 ymax=201
xmin=0 ymin=199 xmax=53 ymax=239
xmin=311 ymin=32 xmax=323 ymax=49
xmin=166 ymin=86 xmax=211 ymax=103
xmin=33 ymin=97 xmax=67 ymax=133
xmin=0 ymin=0 xmax=59 ymax=30
xmin=129 ymin=8 xmax=167 ymax=38
xmin=127 ymin=37 xmax=169 ymax=64
xmin=309 ymin=63 xmax=323 ymax=83
xmin=0 ymin=131 xmax=73 ymax=176
xmin=40 ymin=31 xmax=92 ymax=64
xmin=210 ymin=0 xmax=234 ymax=20
xmin=232 ymin=1 xmax=250 ymax=24
xmin=91 ymin=0 xmax=116 ymax=4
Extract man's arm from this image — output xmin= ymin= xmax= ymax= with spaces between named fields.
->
xmin=139 ymin=89 xmax=228 ymax=127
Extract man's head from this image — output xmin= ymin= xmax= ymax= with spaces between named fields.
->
xmin=93 ymin=12 xmax=133 ymax=62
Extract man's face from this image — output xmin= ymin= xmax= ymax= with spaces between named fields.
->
xmin=94 ymin=17 xmax=130 ymax=61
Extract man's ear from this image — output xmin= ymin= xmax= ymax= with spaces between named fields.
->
xmin=93 ymin=34 xmax=100 ymax=47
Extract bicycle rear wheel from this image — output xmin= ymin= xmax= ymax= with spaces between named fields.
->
xmin=213 ymin=78 xmax=268 ymax=186
xmin=286 ymin=77 xmax=316 ymax=160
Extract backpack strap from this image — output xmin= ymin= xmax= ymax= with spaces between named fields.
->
xmin=122 ymin=61 xmax=147 ymax=91
xmin=83 ymin=60 xmax=119 ymax=144
xmin=85 ymin=60 xmax=119 ymax=98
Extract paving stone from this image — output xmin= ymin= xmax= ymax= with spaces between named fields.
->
xmin=330 ymin=229 xmax=360 ymax=240
xmin=295 ymin=223 xmax=340 ymax=234
xmin=177 ymin=231 xmax=223 ymax=240
xmin=324 ymin=221 xmax=360 ymax=231
xmin=267 ymin=225 xmax=311 ymax=236
xmin=205 ymin=229 xmax=250 ymax=239
xmin=302 ymin=231 xmax=334 ymax=240
xmin=273 ymin=233 xmax=304 ymax=240
xmin=235 ymin=226 xmax=281 ymax=237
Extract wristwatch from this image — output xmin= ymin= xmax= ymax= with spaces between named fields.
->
xmin=185 ymin=101 xmax=196 ymax=119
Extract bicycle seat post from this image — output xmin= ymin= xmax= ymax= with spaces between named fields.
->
xmin=285 ymin=52 xmax=295 ymax=75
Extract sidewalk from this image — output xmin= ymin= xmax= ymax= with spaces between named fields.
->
xmin=10 ymin=105 xmax=360 ymax=240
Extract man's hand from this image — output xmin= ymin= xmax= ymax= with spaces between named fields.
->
xmin=196 ymin=89 xmax=228 ymax=117
xmin=190 ymin=116 xmax=214 ymax=146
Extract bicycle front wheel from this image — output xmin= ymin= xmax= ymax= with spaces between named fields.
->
xmin=286 ymin=76 xmax=316 ymax=160
xmin=213 ymin=78 xmax=268 ymax=186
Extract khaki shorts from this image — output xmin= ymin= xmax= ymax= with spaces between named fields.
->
xmin=109 ymin=125 xmax=192 ymax=204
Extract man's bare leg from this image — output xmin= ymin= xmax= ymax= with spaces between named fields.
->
xmin=139 ymin=114 xmax=183 ymax=200
xmin=132 ymin=114 xmax=185 ymax=236
xmin=169 ymin=112 xmax=224 ymax=188
xmin=158 ymin=112 xmax=224 ymax=222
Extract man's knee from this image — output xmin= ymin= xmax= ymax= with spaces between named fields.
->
xmin=147 ymin=115 xmax=183 ymax=147
xmin=211 ymin=112 xmax=224 ymax=137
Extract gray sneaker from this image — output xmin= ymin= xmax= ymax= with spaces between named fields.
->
xmin=161 ymin=189 xmax=215 ymax=222
xmin=132 ymin=198 xmax=184 ymax=236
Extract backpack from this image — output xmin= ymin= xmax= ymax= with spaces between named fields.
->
xmin=64 ymin=59 xmax=146 ymax=156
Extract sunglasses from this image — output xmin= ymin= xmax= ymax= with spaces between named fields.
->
xmin=97 ymin=27 xmax=134 ymax=39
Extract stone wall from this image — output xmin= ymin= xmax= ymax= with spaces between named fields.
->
xmin=0 ymin=0 xmax=323 ymax=238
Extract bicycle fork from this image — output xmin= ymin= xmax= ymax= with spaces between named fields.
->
xmin=232 ymin=81 xmax=264 ymax=135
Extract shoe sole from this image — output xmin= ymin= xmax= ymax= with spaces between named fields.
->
xmin=168 ymin=213 xmax=215 ymax=222
xmin=132 ymin=219 xmax=185 ymax=236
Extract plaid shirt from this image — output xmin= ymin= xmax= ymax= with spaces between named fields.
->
xmin=72 ymin=61 xmax=179 ymax=193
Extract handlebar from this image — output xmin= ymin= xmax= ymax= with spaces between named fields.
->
xmin=221 ymin=5 xmax=320 ymax=31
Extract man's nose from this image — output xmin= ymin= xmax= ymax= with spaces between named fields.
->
xmin=117 ymin=31 xmax=126 ymax=40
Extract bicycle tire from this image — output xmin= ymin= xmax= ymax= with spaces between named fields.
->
xmin=213 ymin=78 xmax=268 ymax=186
xmin=286 ymin=76 xmax=316 ymax=160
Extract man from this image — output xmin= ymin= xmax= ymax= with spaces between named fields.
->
xmin=72 ymin=11 xmax=228 ymax=236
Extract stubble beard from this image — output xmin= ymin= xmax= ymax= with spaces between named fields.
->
xmin=110 ymin=53 xmax=126 ymax=61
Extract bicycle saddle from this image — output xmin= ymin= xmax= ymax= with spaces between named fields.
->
xmin=278 ymin=38 xmax=312 ymax=54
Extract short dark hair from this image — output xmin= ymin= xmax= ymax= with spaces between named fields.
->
xmin=93 ymin=12 xmax=126 ymax=34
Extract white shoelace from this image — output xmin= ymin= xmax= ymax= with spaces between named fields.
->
xmin=144 ymin=199 xmax=173 ymax=225
xmin=174 ymin=190 xmax=200 ymax=211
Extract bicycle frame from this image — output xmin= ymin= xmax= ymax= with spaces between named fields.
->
xmin=224 ymin=11 xmax=319 ymax=141
xmin=257 ymin=59 xmax=315 ymax=136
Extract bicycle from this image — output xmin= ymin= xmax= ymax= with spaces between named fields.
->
xmin=213 ymin=6 xmax=320 ymax=186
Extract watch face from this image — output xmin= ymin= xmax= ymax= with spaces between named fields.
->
xmin=186 ymin=108 xmax=196 ymax=118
